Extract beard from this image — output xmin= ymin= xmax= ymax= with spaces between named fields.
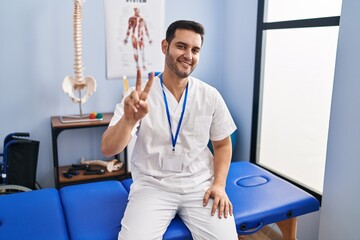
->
xmin=165 ymin=51 xmax=196 ymax=78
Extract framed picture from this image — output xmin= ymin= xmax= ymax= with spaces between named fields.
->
xmin=104 ymin=0 xmax=165 ymax=79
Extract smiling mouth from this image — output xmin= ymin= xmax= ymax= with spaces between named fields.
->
xmin=179 ymin=60 xmax=192 ymax=68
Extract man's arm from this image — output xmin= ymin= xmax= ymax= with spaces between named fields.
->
xmin=101 ymin=116 xmax=137 ymax=157
xmin=143 ymin=19 xmax=152 ymax=44
xmin=124 ymin=17 xmax=134 ymax=44
xmin=101 ymin=70 xmax=154 ymax=157
xmin=203 ymin=136 xmax=233 ymax=218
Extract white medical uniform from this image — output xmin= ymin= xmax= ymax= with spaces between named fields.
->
xmin=109 ymin=76 xmax=238 ymax=240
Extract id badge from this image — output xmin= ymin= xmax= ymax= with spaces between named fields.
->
xmin=162 ymin=151 xmax=183 ymax=172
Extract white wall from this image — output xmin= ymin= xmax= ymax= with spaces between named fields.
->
xmin=318 ymin=0 xmax=360 ymax=238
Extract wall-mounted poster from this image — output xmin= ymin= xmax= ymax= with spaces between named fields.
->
xmin=104 ymin=0 xmax=165 ymax=79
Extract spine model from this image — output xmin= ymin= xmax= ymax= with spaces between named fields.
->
xmin=62 ymin=0 xmax=96 ymax=106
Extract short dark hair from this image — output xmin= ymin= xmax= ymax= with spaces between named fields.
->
xmin=166 ymin=20 xmax=205 ymax=46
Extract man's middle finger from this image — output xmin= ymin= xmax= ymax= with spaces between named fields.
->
xmin=140 ymin=72 xmax=154 ymax=101
xmin=135 ymin=69 xmax=142 ymax=92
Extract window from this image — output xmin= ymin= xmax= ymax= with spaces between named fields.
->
xmin=251 ymin=0 xmax=342 ymax=200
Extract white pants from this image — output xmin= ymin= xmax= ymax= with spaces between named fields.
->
xmin=118 ymin=187 xmax=238 ymax=240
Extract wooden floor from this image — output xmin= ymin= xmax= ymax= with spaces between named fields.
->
xmin=238 ymin=224 xmax=284 ymax=240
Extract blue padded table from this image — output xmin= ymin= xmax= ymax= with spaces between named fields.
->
xmin=0 ymin=162 xmax=319 ymax=239
xmin=0 ymin=189 xmax=69 ymax=240
xmin=59 ymin=181 xmax=129 ymax=240
xmin=227 ymin=162 xmax=320 ymax=238
xmin=122 ymin=162 xmax=320 ymax=239
xmin=59 ymin=180 xmax=192 ymax=240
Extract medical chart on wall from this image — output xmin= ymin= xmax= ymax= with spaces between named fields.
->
xmin=104 ymin=0 xmax=165 ymax=79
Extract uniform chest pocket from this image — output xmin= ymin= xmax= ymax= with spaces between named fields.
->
xmin=194 ymin=116 xmax=212 ymax=146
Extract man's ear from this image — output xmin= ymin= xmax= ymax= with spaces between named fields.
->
xmin=161 ymin=39 xmax=168 ymax=54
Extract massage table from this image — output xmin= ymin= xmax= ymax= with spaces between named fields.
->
xmin=227 ymin=162 xmax=319 ymax=239
xmin=0 ymin=161 xmax=319 ymax=240
xmin=119 ymin=161 xmax=320 ymax=239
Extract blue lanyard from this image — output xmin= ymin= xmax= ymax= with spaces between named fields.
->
xmin=160 ymin=74 xmax=189 ymax=152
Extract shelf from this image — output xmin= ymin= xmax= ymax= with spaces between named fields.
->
xmin=51 ymin=112 xmax=113 ymax=129
xmin=51 ymin=112 xmax=128 ymax=188
xmin=58 ymin=165 xmax=127 ymax=185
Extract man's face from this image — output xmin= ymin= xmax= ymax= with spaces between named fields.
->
xmin=163 ymin=29 xmax=202 ymax=78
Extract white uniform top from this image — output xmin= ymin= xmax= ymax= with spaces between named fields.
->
xmin=109 ymin=76 xmax=236 ymax=196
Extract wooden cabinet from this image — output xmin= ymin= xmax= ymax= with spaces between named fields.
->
xmin=51 ymin=113 xmax=128 ymax=188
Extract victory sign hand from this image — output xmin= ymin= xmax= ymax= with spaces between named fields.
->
xmin=124 ymin=70 xmax=154 ymax=123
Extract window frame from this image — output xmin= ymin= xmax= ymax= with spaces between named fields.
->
xmin=250 ymin=0 xmax=340 ymax=202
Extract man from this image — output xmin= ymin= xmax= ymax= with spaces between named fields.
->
xmin=102 ymin=20 xmax=238 ymax=239
xmin=123 ymin=7 xmax=152 ymax=71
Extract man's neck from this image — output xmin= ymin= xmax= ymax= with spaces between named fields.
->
xmin=162 ymin=71 xmax=189 ymax=102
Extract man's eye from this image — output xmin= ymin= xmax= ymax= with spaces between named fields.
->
xmin=192 ymin=49 xmax=200 ymax=54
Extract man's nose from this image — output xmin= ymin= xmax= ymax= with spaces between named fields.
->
xmin=183 ymin=49 xmax=192 ymax=60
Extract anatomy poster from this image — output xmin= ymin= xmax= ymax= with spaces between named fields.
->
xmin=104 ymin=0 xmax=165 ymax=79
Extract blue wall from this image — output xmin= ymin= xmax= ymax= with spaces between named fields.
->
xmin=0 ymin=0 xmax=256 ymax=188
xmin=6 ymin=0 xmax=358 ymax=239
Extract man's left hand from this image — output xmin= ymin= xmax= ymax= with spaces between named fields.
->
xmin=203 ymin=184 xmax=233 ymax=219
